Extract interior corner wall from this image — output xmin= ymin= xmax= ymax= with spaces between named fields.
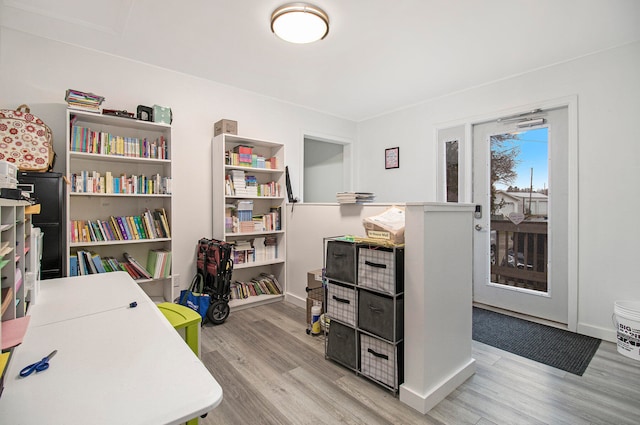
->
xmin=0 ymin=28 xmax=358 ymax=292
xmin=357 ymin=41 xmax=640 ymax=341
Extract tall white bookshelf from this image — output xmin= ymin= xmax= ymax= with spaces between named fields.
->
xmin=65 ymin=110 xmax=174 ymax=302
xmin=212 ymin=134 xmax=286 ymax=311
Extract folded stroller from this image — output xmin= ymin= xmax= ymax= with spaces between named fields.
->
xmin=196 ymin=238 xmax=234 ymax=324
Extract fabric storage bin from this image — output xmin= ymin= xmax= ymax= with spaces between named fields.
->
xmin=326 ymin=321 xmax=358 ymax=369
xmin=360 ymin=334 xmax=403 ymax=388
xmin=358 ymin=289 xmax=403 ymax=341
xmin=325 ymin=240 xmax=356 ymax=284
xmin=357 ymin=245 xmax=404 ymax=294
xmin=327 ymin=280 xmax=357 ymax=327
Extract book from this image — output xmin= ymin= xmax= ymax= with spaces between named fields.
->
xmin=90 ymin=252 xmax=106 ymax=273
xmin=69 ymin=256 xmax=79 ymax=277
xmin=156 ymin=208 xmax=171 ymax=238
xmin=123 ymin=253 xmax=152 ymax=279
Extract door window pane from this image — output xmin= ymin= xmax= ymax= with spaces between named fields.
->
xmin=445 ymin=140 xmax=459 ymax=202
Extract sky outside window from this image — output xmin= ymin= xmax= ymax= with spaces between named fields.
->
xmin=494 ymin=128 xmax=548 ymax=191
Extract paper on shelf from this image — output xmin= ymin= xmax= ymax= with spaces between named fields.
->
xmin=1 ymin=316 xmax=31 ymax=350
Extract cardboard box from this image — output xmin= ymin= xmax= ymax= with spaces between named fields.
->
xmin=214 ymin=119 xmax=238 ymax=136
xmin=307 ymin=269 xmax=323 ymax=289
xmin=362 ymin=206 xmax=405 ymax=244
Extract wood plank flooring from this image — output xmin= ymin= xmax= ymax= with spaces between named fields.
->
xmin=199 ymin=301 xmax=640 ymax=425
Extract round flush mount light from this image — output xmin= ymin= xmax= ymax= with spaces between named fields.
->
xmin=271 ymin=3 xmax=329 ymax=44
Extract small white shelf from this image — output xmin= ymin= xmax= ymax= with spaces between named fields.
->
xmin=224 ymin=165 xmax=283 ymax=174
xmin=233 ymin=259 xmax=285 ymax=270
xmin=70 ymin=193 xmax=171 ymax=198
xmin=70 ymin=151 xmax=171 ymax=164
xmin=70 ymin=238 xmax=171 ymax=248
xmin=228 ymin=293 xmax=284 ymax=311
xmin=225 ymin=196 xmax=284 ymax=201
xmin=225 ymin=230 xmax=285 ymax=238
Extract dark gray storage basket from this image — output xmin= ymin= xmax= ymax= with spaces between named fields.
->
xmin=325 ymin=240 xmax=356 ymax=284
xmin=327 ymin=321 xmax=358 ymax=369
xmin=358 ymin=289 xmax=404 ymax=341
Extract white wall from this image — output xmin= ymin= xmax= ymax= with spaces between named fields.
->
xmin=0 ymin=28 xmax=357 ymax=292
xmin=358 ymin=41 xmax=640 ymax=341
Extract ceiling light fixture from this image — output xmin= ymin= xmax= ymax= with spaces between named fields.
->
xmin=271 ymin=3 xmax=329 ymax=44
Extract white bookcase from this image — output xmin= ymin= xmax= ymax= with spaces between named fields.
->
xmin=212 ymin=134 xmax=286 ymax=311
xmin=65 ymin=110 xmax=174 ymax=303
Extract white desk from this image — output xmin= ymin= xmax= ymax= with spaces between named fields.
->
xmin=0 ymin=272 xmax=223 ymax=425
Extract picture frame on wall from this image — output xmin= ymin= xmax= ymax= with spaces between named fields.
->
xmin=385 ymin=147 xmax=399 ymax=169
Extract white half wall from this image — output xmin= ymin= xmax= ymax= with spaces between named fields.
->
xmin=357 ymin=41 xmax=640 ymax=341
xmin=285 ymin=203 xmax=394 ymax=307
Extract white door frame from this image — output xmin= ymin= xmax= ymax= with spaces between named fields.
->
xmin=436 ymin=95 xmax=578 ymax=331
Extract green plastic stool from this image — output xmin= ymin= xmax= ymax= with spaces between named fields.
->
xmin=158 ymin=302 xmax=201 ymax=357
xmin=158 ymin=303 xmax=203 ymax=425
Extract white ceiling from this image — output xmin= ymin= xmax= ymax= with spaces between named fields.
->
xmin=2 ymin=0 xmax=640 ymax=121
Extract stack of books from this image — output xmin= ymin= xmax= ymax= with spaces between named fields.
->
xmin=230 ymin=240 xmax=254 ymax=265
xmin=65 ymin=89 xmax=105 ymax=112
xmin=233 ymin=145 xmax=253 ymax=166
xmin=235 ymin=200 xmax=254 ymax=233
xmin=336 ymin=192 xmax=375 ymax=204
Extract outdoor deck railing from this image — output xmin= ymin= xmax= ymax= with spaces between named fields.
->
xmin=490 ymin=219 xmax=548 ymax=292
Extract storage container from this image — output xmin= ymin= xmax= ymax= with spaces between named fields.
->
xmin=325 ymin=240 xmax=356 ymax=284
xmin=0 ymin=175 xmax=18 ymax=189
xmin=358 ymin=289 xmax=403 ymax=341
xmin=327 ymin=321 xmax=357 ymax=369
xmin=214 ymin=119 xmax=238 ymax=136
xmin=326 ymin=280 xmax=357 ymax=327
xmin=0 ymin=160 xmax=18 ymax=180
xmin=360 ymin=334 xmax=403 ymax=388
xmin=357 ymin=245 xmax=404 ymax=294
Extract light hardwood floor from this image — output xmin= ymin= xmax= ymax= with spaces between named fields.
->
xmin=199 ymin=301 xmax=640 ymax=425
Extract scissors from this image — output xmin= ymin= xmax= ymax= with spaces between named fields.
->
xmin=19 ymin=350 xmax=57 ymax=377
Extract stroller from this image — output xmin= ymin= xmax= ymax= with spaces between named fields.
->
xmin=196 ymin=238 xmax=234 ymax=324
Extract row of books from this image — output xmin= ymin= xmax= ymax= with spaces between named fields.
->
xmin=224 ymin=171 xmax=280 ymax=197
xmin=225 ymin=147 xmax=278 ymax=169
xmin=69 ymin=208 xmax=171 ymax=243
xmin=70 ymin=125 xmax=169 ymax=159
xmin=226 ymin=209 xmax=281 ymax=234
xmin=69 ymin=250 xmax=171 ymax=280
xmin=229 ymin=273 xmax=282 ymax=300
xmin=65 ymin=89 xmax=105 ymax=112
xmin=70 ymin=171 xmax=171 ymax=195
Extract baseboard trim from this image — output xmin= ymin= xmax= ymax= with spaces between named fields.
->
xmin=399 ymin=358 xmax=476 ymax=414
xmin=577 ymin=322 xmax=616 ymax=343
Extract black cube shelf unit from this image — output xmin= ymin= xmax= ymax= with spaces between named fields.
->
xmin=323 ymin=236 xmax=404 ymax=393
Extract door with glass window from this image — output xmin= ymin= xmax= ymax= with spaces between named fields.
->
xmin=472 ymin=107 xmax=569 ymax=323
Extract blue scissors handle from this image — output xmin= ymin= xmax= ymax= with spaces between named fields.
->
xmin=19 ymin=350 xmax=57 ymax=377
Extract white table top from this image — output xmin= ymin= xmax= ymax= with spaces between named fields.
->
xmin=0 ymin=272 xmax=223 ymax=425
xmin=26 ymin=272 xmax=144 ymax=327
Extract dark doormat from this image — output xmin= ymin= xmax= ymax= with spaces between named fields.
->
xmin=472 ymin=307 xmax=601 ymax=376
